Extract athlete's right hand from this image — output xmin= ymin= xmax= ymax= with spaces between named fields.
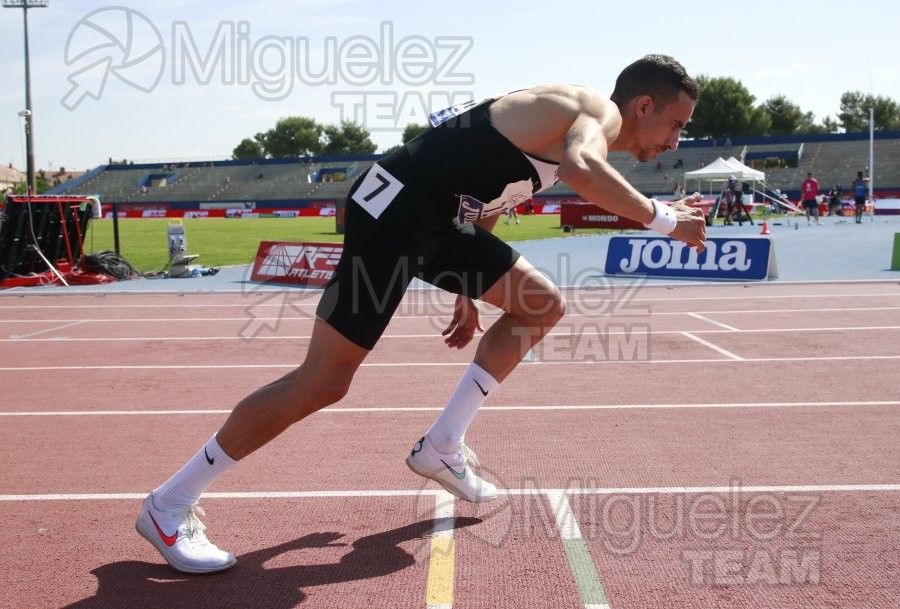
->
xmin=442 ymin=295 xmax=484 ymax=350
xmin=669 ymin=193 xmax=707 ymax=254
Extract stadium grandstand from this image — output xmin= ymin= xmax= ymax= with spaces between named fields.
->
xmin=47 ymin=131 xmax=900 ymax=216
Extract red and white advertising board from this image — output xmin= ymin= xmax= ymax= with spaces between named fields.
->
xmin=250 ymin=241 xmax=343 ymax=286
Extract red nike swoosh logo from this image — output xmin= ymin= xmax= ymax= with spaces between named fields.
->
xmin=148 ymin=511 xmax=178 ymax=547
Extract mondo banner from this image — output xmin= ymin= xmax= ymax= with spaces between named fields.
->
xmin=605 ymin=236 xmax=778 ymax=281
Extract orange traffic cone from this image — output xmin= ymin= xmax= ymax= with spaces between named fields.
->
xmin=760 ymin=221 xmax=770 ymax=235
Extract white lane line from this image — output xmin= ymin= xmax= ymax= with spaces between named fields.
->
xmin=2 ymin=307 xmax=900 ymax=324
xmin=575 ymin=292 xmax=900 ymax=303
xmin=547 ymin=490 xmax=611 ymax=609
xmin=429 ymin=491 xmax=456 ymax=538
xmin=8 ymin=321 xmax=85 ymax=340
xmin=554 ymin=484 xmax=900 ymax=496
xmin=5 ymin=325 xmax=900 ymax=343
xmin=547 ymin=490 xmax=584 ymax=540
xmin=4 ymin=484 xmax=900 ymax=502
xmin=687 ymin=312 xmax=740 ymax=331
xmin=3 ymin=355 xmax=900 ymax=372
xmin=680 ymin=332 xmax=744 ymax=360
xmin=2 ymin=291 xmax=898 ymax=310
xmin=671 ymin=306 xmax=900 ymax=315
xmin=3 ymin=401 xmax=900 ymax=417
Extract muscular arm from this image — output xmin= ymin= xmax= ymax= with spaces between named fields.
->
xmin=555 ymin=99 xmax=705 ymax=251
xmin=557 ymin=112 xmax=655 ymax=225
xmin=474 ymin=214 xmax=500 ymax=233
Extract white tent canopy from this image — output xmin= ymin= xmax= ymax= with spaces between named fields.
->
xmin=683 ymin=156 xmax=765 ymax=185
xmin=682 ymin=156 xmax=805 ymax=215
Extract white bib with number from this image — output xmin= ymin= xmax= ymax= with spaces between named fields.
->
xmin=350 ymin=163 xmax=405 ymax=219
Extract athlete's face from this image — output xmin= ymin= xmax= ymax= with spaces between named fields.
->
xmin=631 ymin=91 xmax=695 ymax=162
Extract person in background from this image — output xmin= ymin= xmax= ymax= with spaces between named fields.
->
xmin=504 ymin=204 xmax=520 ymax=225
xmin=801 ymin=172 xmax=820 ymax=226
xmin=739 ymin=181 xmax=754 ymax=226
xmin=722 ymin=175 xmax=738 ymax=225
xmin=851 ymin=170 xmax=869 ymax=224
xmin=826 ymin=187 xmax=838 ymax=216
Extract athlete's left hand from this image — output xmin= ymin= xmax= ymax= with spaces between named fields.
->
xmin=442 ymin=295 xmax=484 ymax=349
xmin=670 ymin=193 xmax=707 ymax=254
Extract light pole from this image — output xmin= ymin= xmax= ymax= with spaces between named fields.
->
xmin=3 ymin=0 xmax=49 ymax=195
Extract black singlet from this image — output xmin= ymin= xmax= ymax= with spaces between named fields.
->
xmin=316 ymin=96 xmax=559 ymax=349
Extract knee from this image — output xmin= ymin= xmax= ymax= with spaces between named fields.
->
xmin=546 ymin=289 xmax=567 ymax=326
xmin=519 ymin=286 xmax=566 ymax=328
xmin=314 ymin=375 xmax=352 ymax=406
xmin=288 ymin=364 xmax=355 ymax=414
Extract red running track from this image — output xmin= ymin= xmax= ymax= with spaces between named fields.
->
xmin=1 ymin=281 xmax=899 ymax=608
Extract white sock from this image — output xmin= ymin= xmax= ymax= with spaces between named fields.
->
xmin=426 ymin=362 xmax=499 ymax=453
xmin=153 ymin=434 xmax=236 ymax=509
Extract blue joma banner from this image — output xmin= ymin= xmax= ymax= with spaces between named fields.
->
xmin=605 ymin=236 xmax=778 ymax=280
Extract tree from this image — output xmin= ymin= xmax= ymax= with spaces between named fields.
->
xmin=401 ymin=123 xmax=428 ymax=144
xmin=234 ymin=116 xmax=379 ymax=158
xmin=232 ymin=137 xmax=263 ymax=160
xmin=683 ymin=76 xmax=771 ymax=139
xmin=762 ymin=95 xmax=838 ymax=135
xmin=382 ymin=123 xmax=429 ymax=154
xmin=838 ymin=91 xmax=900 ymax=132
xmin=764 ymin=95 xmax=809 ymax=135
xmin=13 ymin=170 xmax=51 ymax=195
xmin=820 ymin=116 xmax=841 ymax=133
xmin=321 ymin=120 xmax=377 ymax=155
xmin=256 ymin=116 xmax=324 ymax=158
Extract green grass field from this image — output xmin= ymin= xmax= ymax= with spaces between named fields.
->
xmin=83 ymin=215 xmax=582 ymax=272
xmin=83 ymin=210 xmax=767 ymax=273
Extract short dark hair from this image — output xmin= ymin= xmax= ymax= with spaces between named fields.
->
xmin=611 ymin=54 xmax=700 ymax=110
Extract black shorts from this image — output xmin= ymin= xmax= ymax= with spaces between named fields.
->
xmin=316 ymin=165 xmax=520 ymax=350
xmin=802 ymin=199 xmax=818 ymax=211
xmin=855 ymin=196 xmax=866 ymax=207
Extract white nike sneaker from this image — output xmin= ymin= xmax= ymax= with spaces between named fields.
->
xmin=135 ymin=493 xmax=236 ymax=574
xmin=406 ymin=435 xmax=497 ymax=502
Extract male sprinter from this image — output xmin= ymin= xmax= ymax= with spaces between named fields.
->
xmin=136 ymin=54 xmax=706 ymax=573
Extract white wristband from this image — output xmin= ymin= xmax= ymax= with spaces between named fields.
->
xmin=644 ymin=198 xmax=677 ymax=235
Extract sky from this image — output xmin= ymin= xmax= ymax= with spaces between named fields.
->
xmin=1 ymin=0 xmax=897 ymax=173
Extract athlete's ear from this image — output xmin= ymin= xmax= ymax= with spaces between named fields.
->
xmin=635 ymin=95 xmax=653 ymax=118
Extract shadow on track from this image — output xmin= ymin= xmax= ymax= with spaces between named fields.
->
xmin=63 ymin=517 xmax=481 ymax=609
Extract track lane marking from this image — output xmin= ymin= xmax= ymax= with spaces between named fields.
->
xmin=686 ymin=312 xmax=740 ymax=331
xmin=4 ymin=485 xmax=900 ymax=502
xmin=425 ymin=491 xmax=456 ymax=609
xmin=4 ymin=354 xmax=900 ymax=371
xmin=2 ymin=306 xmax=900 ymax=324
xmin=547 ymin=490 xmax=610 ymax=609
xmin=5 ymin=325 xmax=900 ymax=343
xmin=8 ymin=321 xmax=85 ymax=339
xmin=680 ymin=332 xmax=744 ymax=360
xmin=4 ymin=400 xmax=900 ymax=416
xmin=2 ymin=291 xmax=899 ymax=310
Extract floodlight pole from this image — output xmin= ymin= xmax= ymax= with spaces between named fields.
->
xmin=4 ymin=0 xmax=49 ymax=195
xmin=868 ymin=107 xmax=875 ymax=205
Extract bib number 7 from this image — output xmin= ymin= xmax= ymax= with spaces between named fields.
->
xmin=350 ymin=163 xmax=405 ymax=219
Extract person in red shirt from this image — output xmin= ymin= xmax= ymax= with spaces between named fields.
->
xmin=801 ymin=172 xmax=820 ymax=225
